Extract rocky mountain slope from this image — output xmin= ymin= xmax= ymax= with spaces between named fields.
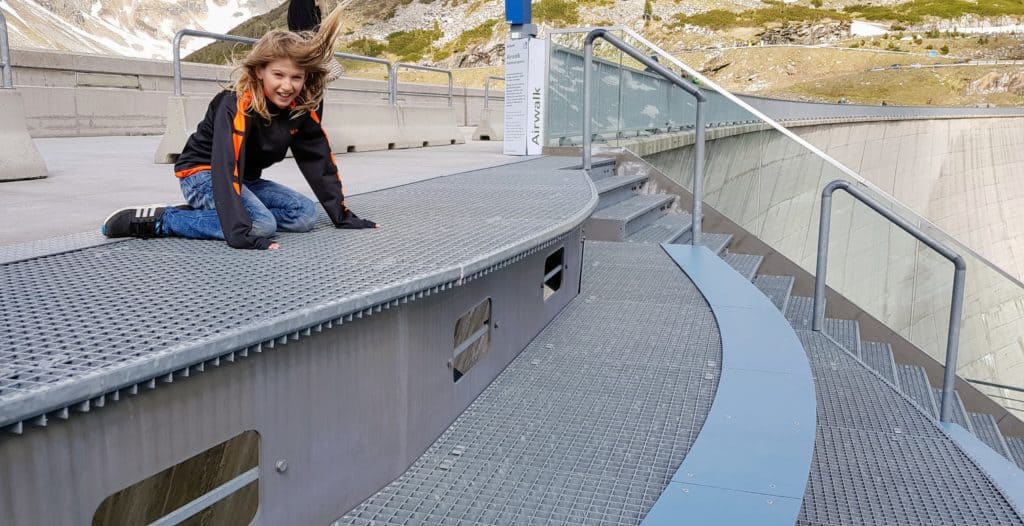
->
xmin=0 ymin=0 xmax=278 ymax=58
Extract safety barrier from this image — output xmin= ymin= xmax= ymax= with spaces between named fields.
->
xmin=472 ymin=76 xmax=504 ymax=141
xmin=397 ymin=105 xmax=465 ymax=148
xmin=0 ymin=12 xmax=48 ymax=181
xmin=320 ymin=101 xmax=402 ymax=152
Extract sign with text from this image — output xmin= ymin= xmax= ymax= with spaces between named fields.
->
xmin=503 ymin=38 xmax=547 ymax=156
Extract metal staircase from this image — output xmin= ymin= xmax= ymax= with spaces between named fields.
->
xmin=583 ymin=156 xmax=1024 ymax=470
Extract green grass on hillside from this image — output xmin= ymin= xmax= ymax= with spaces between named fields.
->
xmin=845 ymin=1 xmax=1024 ymax=24
xmin=433 ymin=19 xmax=499 ymax=61
xmin=670 ymin=2 xmax=849 ymax=30
xmin=533 ymin=0 xmax=581 ymax=27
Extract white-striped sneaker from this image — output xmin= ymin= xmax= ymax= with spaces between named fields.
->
xmin=101 ymin=204 xmax=168 ymax=239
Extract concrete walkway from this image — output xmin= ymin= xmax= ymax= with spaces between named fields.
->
xmin=0 ymin=135 xmax=511 ymax=244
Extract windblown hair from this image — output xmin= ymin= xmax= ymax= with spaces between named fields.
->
xmin=232 ymin=5 xmax=345 ymax=120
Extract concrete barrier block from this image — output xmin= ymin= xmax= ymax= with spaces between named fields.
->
xmin=320 ymin=102 xmax=401 ymax=153
xmin=397 ymin=105 xmax=465 ymax=149
xmin=471 ymin=107 xmax=504 ymax=141
xmin=154 ymin=96 xmax=210 ymax=164
xmin=0 ymin=90 xmax=48 ymax=181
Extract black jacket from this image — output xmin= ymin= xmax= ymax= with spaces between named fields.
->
xmin=288 ymin=0 xmax=321 ymax=32
xmin=174 ymin=90 xmax=353 ymax=250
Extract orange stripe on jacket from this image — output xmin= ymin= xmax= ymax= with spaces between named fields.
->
xmin=230 ymin=93 xmax=252 ymax=195
xmin=174 ymin=164 xmax=212 ymax=179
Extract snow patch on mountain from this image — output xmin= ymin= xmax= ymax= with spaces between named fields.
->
xmin=0 ymin=0 xmax=279 ymax=60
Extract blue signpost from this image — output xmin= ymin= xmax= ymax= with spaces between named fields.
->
xmin=506 ymin=0 xmax=537 ymax=38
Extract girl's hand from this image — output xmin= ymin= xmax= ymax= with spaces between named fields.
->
xmin=269 ymin=242 xmax=281 ymax=250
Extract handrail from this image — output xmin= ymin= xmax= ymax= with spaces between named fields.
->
xmin=0 ymin=11 xmax=13 ymax=88
xmin=582 ymin=28 xmax=708 ymax=245
xmin=813 ymin=180 xmax=967 ymax=424
xmin=967 ymin=378 xmax=1024 ymax=395
xmin=389 ymin=63 xmax=453 ymax=107
xmin=484 ymin=75 xmax=504 ymax=109
xmin=172 ymin=28 xmax=390 ymax=96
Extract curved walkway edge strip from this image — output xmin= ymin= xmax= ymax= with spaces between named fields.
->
xmin=644 ymin=244 xmax=817 ymax=525
xmin=941 ymin=422 xmax=1024 ymax=514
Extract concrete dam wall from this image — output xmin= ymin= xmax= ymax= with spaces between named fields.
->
xmin=640 ymin=116 xmax=1024 ymax=404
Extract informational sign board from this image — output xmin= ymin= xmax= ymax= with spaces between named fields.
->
xmin=503 ymin=38 xmax=547 ymax=156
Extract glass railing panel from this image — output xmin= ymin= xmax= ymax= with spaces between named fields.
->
xmin=546 ymin=26 xmax=1024 ymax=416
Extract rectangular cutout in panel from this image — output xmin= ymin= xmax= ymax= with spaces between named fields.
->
xmin=93 ymin=430 xmax=260 ymax=526
xmin=452 ymin=298 xmax=491 ymax=382
xmin=543 ymin=247 xmax=565 ymax=301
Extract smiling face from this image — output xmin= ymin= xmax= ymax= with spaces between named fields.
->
xmin=256 ymin=58 xmax=306 ymax=109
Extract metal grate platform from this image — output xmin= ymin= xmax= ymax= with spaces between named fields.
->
xmin=336 ymin=241 xmax=722 ymax=525
xmin=0 ymin=156 xmax=597 ymax=429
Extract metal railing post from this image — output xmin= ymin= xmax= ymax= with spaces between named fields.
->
xmin=0 ymin=11 xmax=14 ymax=89
xmin=484 ymin=76 xmax=504 ymax=110
xmin=813 ymin=179 xmax=967 ymax=424
xmin=172 ymin=29 xmax=391 ymax=97
xmin=692 ymin=98 xmax=706 ymax=245
xmin=390 ymin=63 xmax=453 ymax=107
xmin=581 ymin=29 xmax=706 ymax=240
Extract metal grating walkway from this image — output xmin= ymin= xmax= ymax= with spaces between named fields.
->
xmin=0 ymin=156 xmax=597 ymax=429
xmin=336 ymin=241 xmax=721 ymax=525
xmin=796 ymin=330 xmax=1024 ymax=525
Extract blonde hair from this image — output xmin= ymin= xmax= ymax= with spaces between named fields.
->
xmin=232 ymin=5 xmax=345 ymax=120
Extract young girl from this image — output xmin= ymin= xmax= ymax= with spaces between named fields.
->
xmin=102 ymin=5 xmax=375 ymax=250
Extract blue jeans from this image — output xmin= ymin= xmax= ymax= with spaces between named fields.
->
xmin=160 ymin=170 xmax=318 ymax=240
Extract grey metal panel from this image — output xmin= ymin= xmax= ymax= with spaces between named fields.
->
xmin=721 ymin=252 xmax=763 ymax=281
xmin=753 ymin=275 xmax=794 ymax=314
xmin=897 ymin=364 xmax=940 ymax=419
xmin=0 ymin=229 xmax=586 ymax=525
xmin=860 ymin=341 xmax=898 ymax=386
xmin=0 ymin=156 xmax=598 ymax=430
xmin=970 ymin=412 xmax=1014 ymax=460
xmin=940 ymin=422 xmax=1024 ymax=516
xmin=657 ymin=243 xmax=814 ymax=524
xmin=337 ymin=242 xmax=721 ymax=525
xmin=675 ymin=232 xmax=732 ymax=255
xmin=587 ymin=194 xmax=674 ymax=241
xmin=593 ymin=174 xmax=648 ymax=209
xmin=625 ymin=213 xmax=692 ymax=245
xmin=1008 ymin=437 xmax=1024 ymax=469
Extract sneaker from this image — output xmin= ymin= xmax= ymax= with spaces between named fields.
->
xmin=102 ymin=204 xmax=167 ymax=239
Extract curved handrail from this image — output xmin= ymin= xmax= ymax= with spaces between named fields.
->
xmin=813 ymin=180 xmax=967 ymax=424
xmin=582 ymin=28 xmax=708 ymax=244
xmin=0 ymin=11 xmax=12 ymax=88
xmin=389 ymin=63 xmax=453 ymax=107
xmin=172 ymin=28 xmax=391 ymax=96
xmin=484 ymin=75 xmax=504 ymax=109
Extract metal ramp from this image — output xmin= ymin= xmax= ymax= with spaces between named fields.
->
xmin=337 ymin=242 xmax=721 ymax=524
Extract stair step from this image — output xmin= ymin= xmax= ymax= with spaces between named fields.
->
xmin=588 ymin=194 xmax=676 ymax=241
xmin=625 ymin=213 xmax=692 ymax=244
xmin=896 ymin=364 xmax=939 ymax=418
xmin=753 ymin=275 xmax=794 ymax=313
xmin=676 ymin=232 xmax=733 ymax=255
xmin=932 ymin=388 xmax=973 ymax=433
xmin=585 ymin=158 xmax=616 ymax=180
xmin=968 ymin=412 xmax=1013 ymax=460
xmin=1006 ymin=437 xmax=1024 ymax=469
xmin=822 ymin=318 xmax=860 ymax=357
xmin=722 ymin=252 xmax=763 ymax=281
xmin=860 ymin=341 xmax=898 ymax=386
xmin=594 ymin=174 xmax=649 ymax=209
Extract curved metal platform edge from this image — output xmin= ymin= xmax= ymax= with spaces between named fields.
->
xmin=0 ymin=155 xmax=598 ymax=431
xmin=942 ymin=422 xmax=1024 ymax=514
xmin=644 ymin=243 xmax=816 ymax=526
